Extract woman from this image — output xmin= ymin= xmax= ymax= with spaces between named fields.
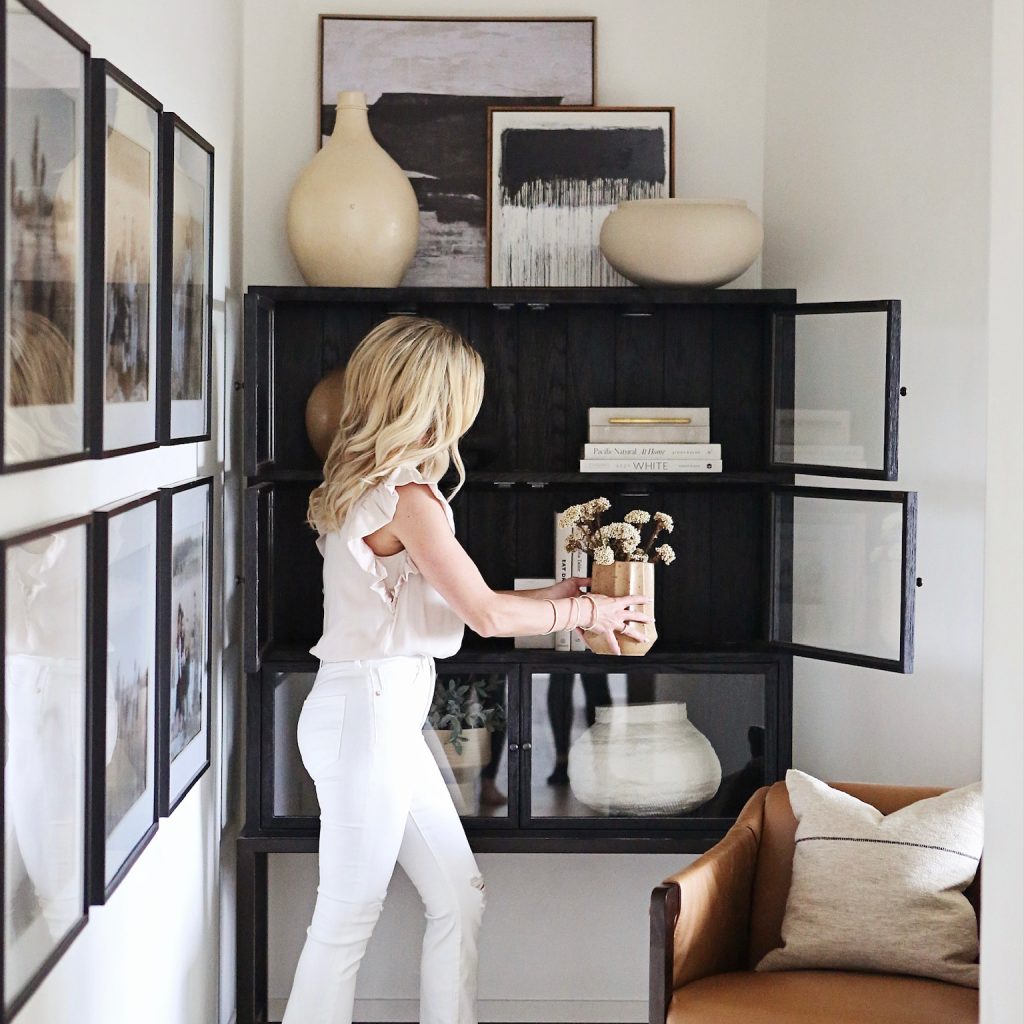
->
xmin=281 ymin=316 xmax=651 ymax=1024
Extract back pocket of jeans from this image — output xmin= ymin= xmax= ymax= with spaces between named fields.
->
xmin=296 ymin=693 xmax=347 ymax=777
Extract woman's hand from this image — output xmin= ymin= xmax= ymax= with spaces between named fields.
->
xmin=574 ymin=593 xmax=652 ymax=656
xmin=532 ymin=576 xmax=591 ymax=601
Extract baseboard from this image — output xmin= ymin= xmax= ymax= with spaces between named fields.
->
xmin=267 ymin=997 xmax=646 ymax=1022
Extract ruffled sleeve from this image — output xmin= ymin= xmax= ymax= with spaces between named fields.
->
xmin=341 ymin=463 xmax=455 ymax=609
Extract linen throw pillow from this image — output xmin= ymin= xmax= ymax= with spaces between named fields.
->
xmin=756 ymin=769 xmax=982 ymax=987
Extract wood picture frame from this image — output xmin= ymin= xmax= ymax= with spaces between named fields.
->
xmin=88 ymin=491 xmax=159 ymax=905
xmin=1 ymin=512 xmax=92 ymax=1021
xmin=317 ymin=14 xmax=596 ymax=286
xmin=157 ymin=114 xmax=213 ymax=445
xmin=157 ymin=476 xmax=213 ymax=815
xmin=87 ymin=60 xmax=162 ymax=457
xmin=1 ymin=0 xmax=93 ymax=474
xmin=487 ymin=105 xmax=676 ymax=287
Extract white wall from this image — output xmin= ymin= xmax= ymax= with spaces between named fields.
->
xmin=980 ymin=0 xmax=1024 ymax=1020
xmin=244 ymin=1 xmax=768 ymax=1020
xmin=0 ymin=1 xmax=244 ymax=1023
xmin=762 ymin=0 xmax=991 ymax=787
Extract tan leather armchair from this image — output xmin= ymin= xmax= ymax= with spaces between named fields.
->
xmin=650 ymin=781 xmax=980 ymax=1024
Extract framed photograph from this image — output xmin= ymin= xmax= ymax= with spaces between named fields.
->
xmin=89 ymin=492 xmax=159 ymax=905
xmin=318 ymin=15 xmax=595 ymax=285
xmin=1 ymin=513 xmax=91 ymax=1019
xmin=157 ymin=115 xmax=212 ymax=445
xmin=487 ymin=106 xmax=675 ymax=287
xmin=87 ymin=61 xmax=161 ymax=457
xmin=157 ymin=476 xmax=212 ymax=815
xmin=1 ymin=0 xmax=91 ymax=473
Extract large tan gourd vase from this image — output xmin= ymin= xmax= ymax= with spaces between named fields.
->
xmin=305 ymin=366 xmax=346 ymax=462
xmin=587 ymin=560 xmax=657 ymax=657
xmin=286 ymin=90 xmax=419 ymax=286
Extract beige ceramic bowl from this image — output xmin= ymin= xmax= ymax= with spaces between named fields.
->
xmin=599 ymin=198 xmax=764 ymax=287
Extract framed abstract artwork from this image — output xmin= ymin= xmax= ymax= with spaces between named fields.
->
xmin=157 ymin=476 xmax=212 ymax=815
xmin=1 ymin=0 xmax=91 ymax=473
xmin=89 ymin=492 xmax=159 ymax=905
xmin=1 ymin=513 xmax=92 ymax=1020
xmin=87 ymin=61 xmax=161 ymax=457
xmin=318 ymin=15 xmax=595 ymax=285
xmin=157 ymin=115 xmax=212 ymax=445
xmin=487 ymin=106 xmax=675 ymax=287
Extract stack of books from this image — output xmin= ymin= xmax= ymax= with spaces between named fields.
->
xmin=580 ymin=407 xmax=722 ymax=473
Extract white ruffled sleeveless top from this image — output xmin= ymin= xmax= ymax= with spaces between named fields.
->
xmin=309 ymin=463 xmax=465 ymax=662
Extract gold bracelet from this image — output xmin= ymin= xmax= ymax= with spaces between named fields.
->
xmin=581 ymin=593 xmax=600 ymax=631
xmin=568 ymin=596 xmax=581 ymax=631
xmin=544 ymin=598 xmax=558 ymax=634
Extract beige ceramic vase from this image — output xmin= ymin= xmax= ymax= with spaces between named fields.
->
xmin=587 ymin=560 xmax=657 ymax=656
xmin=286 ymin=90 xmax=419 ymax=286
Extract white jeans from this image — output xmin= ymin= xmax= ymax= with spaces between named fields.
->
xmin=281 ymin=653 xmax=485 ymax=1024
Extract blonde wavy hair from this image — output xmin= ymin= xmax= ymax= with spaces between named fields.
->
xmin=307 ymin=315 xmax=484 ymax=535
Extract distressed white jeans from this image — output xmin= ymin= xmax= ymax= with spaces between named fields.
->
xmin=281 ymin=653 xmax=485 ymax=1024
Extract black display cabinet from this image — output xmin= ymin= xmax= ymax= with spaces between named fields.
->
xmin=236 ymin=286 xmax=917 ymax=1024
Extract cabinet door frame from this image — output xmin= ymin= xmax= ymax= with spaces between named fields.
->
xmin=766 ymin=484 xmax=918 ymax=673
xmin=516 ymin=658 xmax=783 ymax=833
xmin=766 ymin=299 xmax=901 ymax=480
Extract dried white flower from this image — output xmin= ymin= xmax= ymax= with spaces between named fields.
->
xmin=557 ymin=504 xmax=583 ymax=528
xmin=593 ymin=545 xmax=615 ymax=565
xmin=653 ymin=544 xmax=676 ymax=565
xmin=594 ymin=522 xmax=642 ymax=554
xmin=630 ymin=550 xmax=649 ymax=561
xmin=624 ymin=509 xmax=651 ymax=525
xmin=653 ymin=512 xmax=675 ymax=533
xmin=586 ymin=497 xmax=611 ymax=515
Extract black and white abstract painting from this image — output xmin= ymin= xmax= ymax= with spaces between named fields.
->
xmin=319 ymin=16 xmax=594 ymax=285
xmin=2 ymin=0 xmax=88 ymax=471
xmin=489 ymin=107 xmax=674 ymax=287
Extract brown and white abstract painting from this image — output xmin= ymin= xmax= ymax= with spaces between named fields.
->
xmin=489 ymin=107 xmax=674 ymax=287
xmin=319 ymin=16 xmax=595 ymax=286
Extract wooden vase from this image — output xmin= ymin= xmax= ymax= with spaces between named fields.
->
xmin=586 ymin=560 xmax=657 ymax=657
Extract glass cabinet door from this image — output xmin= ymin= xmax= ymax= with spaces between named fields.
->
xmin=768 ymin=301 xmax=901 ymax=479
xmin=261 ymin=663 xmax=518 ymax=829
xmin=768 ymin=485 xmax=917 ymax=672
xmin=522 ymin=664 xmax=779 ymax=829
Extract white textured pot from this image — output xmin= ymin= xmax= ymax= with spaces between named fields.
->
xmin=568 ymin=702 xmax=722 ymax=815
xmin=599 ymin=198 xmax=763 ymax=287
xmin=286 ymin=90 xmax=419 ymax=286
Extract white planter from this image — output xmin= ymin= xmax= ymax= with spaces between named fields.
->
xmin=286 ymin=90 xmax=419 ymax=287
xmin=568 ymin=702 xmax=722 ymax=815
xmin=599 ymin=198 xmax=763 ymax=287
xmin=432 ymin=726 xmax=490 ymax=810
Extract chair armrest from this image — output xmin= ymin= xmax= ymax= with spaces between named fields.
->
xmin=649 ymin=788 xmax=767 ymax=1023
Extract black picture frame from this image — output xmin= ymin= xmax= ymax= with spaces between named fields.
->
xmin=317 ymin=14 xmax=597 ymax=287
xmin=157 ymin=476 xmax=213 ymax=816
xmin=88 ymin=491 xmax=160 ymax=906
xmin=87 ymin=60 xmax=162 ymax=458
xmin=1 ymin=0 xmax=93 ymax=474
xmin=0 ymin=512 xmax=93 ymax=1022
xmin=157 ymin=114 xmax=213 ymax=445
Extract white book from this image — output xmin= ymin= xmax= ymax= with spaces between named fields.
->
xmin=589 ymin=424 xmax=712 ymax=443
xmin=553 ymin=513 xmax=574 ymax=652
xmin=579 ymin=458 xmax=723 ymax=473
xmin=570 ymin=550 xmax=588 ymax=651
xmin=583 ymin=442 xmax=721 ymax=459
xmin=514 ymin=578 xmax=555 ymax=649
xmin=589 ymin=406 xmax=710 ymax=426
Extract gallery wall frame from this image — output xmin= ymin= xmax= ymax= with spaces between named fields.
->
xmin=317 ymin=14 xmax=597 ymax=286
xmin=157 ymin=114 xmax=213 ymax=445
xmin=88 ymin=491 xmax=160 ymax=906
xmin=487 ymin=105 xmax=676 ymax=287
xmin=157 ymin=476 xmax=213 ymax=816
xmin=0 ymin=512 xmax=93 ymax=1021
xmin=86 ymin=61 xmax=162 ymax=458
xmin=1 ymin=0 xmax=94 ymax=474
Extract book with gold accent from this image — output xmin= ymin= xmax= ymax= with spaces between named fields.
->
xmin=588 ymin=406 xmax=710 ymax=426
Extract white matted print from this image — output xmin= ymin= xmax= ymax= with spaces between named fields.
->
xmin=319 ymin=16 xmax=594 ymax=286
xmin=161 ymin=479 xmax=211 ymax=813
xmin=100 ymin=496 xmax=158 ymax=890
xmin=488 ymin=107 xmax=674 ymax=287
xmin=100 ymin=70 xmax=160 ymax=453
xmin=2 ymin=517 xmax=90 ymax=1015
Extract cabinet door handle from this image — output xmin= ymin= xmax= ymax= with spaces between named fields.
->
xmin=522 ymin=742 xmax=532 ymax=750
xmin=508 ymin=743 xmax=519 ymax=752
